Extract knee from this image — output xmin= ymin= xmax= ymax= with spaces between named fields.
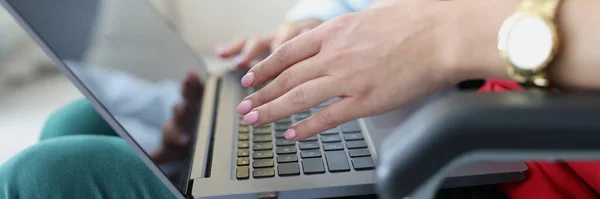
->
xmin=0 ymin=135 xmax=166 ymax=198
xmin=40 ymin=98 xmax=115 ymax=140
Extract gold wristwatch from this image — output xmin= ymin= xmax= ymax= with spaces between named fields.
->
xmin=498 ymin=0 xmax=562 ymax=90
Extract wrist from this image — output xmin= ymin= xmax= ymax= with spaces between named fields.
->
xmin=442 ymin=0 xmax=520 ymax=84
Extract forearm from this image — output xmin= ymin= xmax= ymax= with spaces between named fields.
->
xmin=451 ymin=0 xmax=600 ymax=91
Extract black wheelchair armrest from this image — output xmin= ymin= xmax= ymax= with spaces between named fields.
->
xmin=375 ymin=92 xmax=600 ymax=199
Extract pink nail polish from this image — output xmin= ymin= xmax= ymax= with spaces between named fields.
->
xmin=235 ymin=55 xmax=246 ymax=65
xmin=236 ymin=100 xmax=253 ymax=114
xmin=215 ymin=46 xmax=226 ymax=55
xmin=241 ymin=72 xmax=254 ymax=87
xmin=284 ymin=129 xmax=296 ymax=140
xmin=243 ymin=111 xmax=259 ymax=125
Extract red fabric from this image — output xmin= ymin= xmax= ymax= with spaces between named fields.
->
xmin=477 ymin=79 xmax=600 ymax=199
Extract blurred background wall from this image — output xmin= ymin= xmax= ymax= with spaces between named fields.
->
xmin=0 ymin=0 xmax=298 ymax=164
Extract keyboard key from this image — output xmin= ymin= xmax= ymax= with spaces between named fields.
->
xmin=278 ymin=163 xmax=301 ymax=176
xmin=239 ymin=126 xmax=250 ymax=133
xmin=322 ymin=98 xmax=339 ymax=105
xmin=298 ymin=110 xmax=312 ymax=115
xmin=302 ymin=158 xmax=325 ymax=174
xmin=321 ymin=128 xmax=339 ymax=135
xmin=294 ymin=113 xmax=311 ymax=120
xmin=276 ymin=146 xmax=297 ymax=154
xmin=253 ymin=127 xmax=272 ymax=135
xmin=343 ymin=133 xmax=364 ymax=141
xmin=253 ymin=135 xmax=272 ymax=142
xmin=325 ymin=151 xmax=351 ymax=172
xmin=275 ymin=139 xmax=295 ymax=146
xmin=323 ymin=142 xmax=344 ymax=151
xmin=341 ymin=121 xmax=361 ymax=132
xmin=277 ymin=154 xmax=298 ymax=163
xmin=238 ymin=133 xmax=249 ymax=141
xmin=237 ymin=149 xmax=249 ymax=157
xmin=236 ymin=166 xmax=249 ymax=179
xmin=253 ymin=151 xmax=274 ymax=159
xmin=253 ymin=142 xmax=273 ymax=150
xmin=352 ymin=157 xmax=375 ymax=170
xmin=237 ymin=158 xmax=249 ymax=166
xmin=301 ymin=150 xmax=321 ymax=158
xmin=348 ymin=148 xmax=371 ymax=157
xmin=277 ymin=117 xmax=292 ymax=123
xmin=320 ymin=135 xmax=341 ymax=143
xmin=253 ymin=168 xmax=275 ymax=178
xmin=346 ymin=140 xmax=367 ymax=149
xmin=275 ymin=131 xmax=286 ymax=138
xmin=299 ymin=136 xmax=318 ymax=142
xmin=253 ymin=159 xmax=274 ymax=168
xmin=299 ymin=141 xmax=319 ymax=150
xmin=274 ymin=123 xmax=291 ymax=131
xmin=238 ymin=141 xmax=249 ymax=149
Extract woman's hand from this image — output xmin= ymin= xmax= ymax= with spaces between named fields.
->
xmin=236 ymin=1 xmax=467 ymax=140
xmin=151 ymin=71 xmax=203 ymax=163
xmin=216 ymin=19 xmax=322 ymax=69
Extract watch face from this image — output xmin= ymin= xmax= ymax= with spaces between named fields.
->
xmin=505 ymin=14 xmax=555 ymax=71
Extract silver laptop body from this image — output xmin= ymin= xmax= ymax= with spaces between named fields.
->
xmin=1 ymin=0 xmax=528 ymax=198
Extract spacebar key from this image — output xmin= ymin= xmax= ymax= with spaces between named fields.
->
xmin=325 ymin=151 xmax=350 ymax=172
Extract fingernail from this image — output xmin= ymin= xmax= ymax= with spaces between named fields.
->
xmin=235 ymin=56 xmax=249 ymax=68
xmin=180 ymin=135 xmax=190 ymax=145
xmin=236 ymin=100 xmax=253 ymax=115
xmin=241 ymin=72 xmax=254 ymax=87
xmin=243 ymin=111 xmax=259 ymax=125
xmin=215 ymin=45 xmax=226 ymax=55
xmin=284 ymin=129 xmax=296 ymax=140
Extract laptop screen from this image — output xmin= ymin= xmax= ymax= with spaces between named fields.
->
xmin=5 ymin=0 xmax=210 ymax=195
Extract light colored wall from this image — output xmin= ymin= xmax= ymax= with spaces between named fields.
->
xmin=0 ymin=0 xmax=300 ymax=80
xmin=169 ymin=0 xmax=299 ymax=56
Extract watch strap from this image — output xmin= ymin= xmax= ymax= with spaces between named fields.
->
xmin=518 ymin=0 xmax=561 ymax=19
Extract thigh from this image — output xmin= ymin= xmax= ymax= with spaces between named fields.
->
xmin=40 ymin=98 xmax=117 ymax=141
xmin=0 ymin=135 xmax=175 ymax=199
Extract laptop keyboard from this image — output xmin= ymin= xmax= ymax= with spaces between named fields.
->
xmin=235 ymin=88 xmax=375 ymax=180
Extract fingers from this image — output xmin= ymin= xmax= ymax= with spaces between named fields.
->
xmin=150 ymin=148 xmax=171 ymax=164
xmin=242 ymin=77 xmax=342 ymax=127
xmin=168 ymin=104 xmax=191 ymax=145
xmin=236 ymin=36 xmax=273 ymax=68
xmin=286 ymin=98 xmax=362 ymax=140
xmin=182 ymin=71 xmax=203 ymax=102
xmin=178 ymin=71 xmax=202 ymax=134
xmin=216 ymin=38 xmax=246 ymax=58
xmin=182 ymin=71 xmax=203 ymax=112
xmin=241 ymin=31 xmax=323 ymax=87
xmin=152 ymin=71 xmax=203 ymax=164
xmin=237 ymin=57 xmax=324 ymax=114
xmin=151 ymin=120 xmax=189 ymax=164
xmin=270 ymin=26 xmax=300 ymax=51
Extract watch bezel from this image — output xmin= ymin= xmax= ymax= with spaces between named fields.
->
xmin=498 ymin=11 xmax=559 ymax=76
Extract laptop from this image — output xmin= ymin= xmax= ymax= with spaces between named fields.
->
xmin=1 ymin=0 xmax=528 ymax=198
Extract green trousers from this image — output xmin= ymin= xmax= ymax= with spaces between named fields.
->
xmin=0 ymin=99 xmax=175 ymax=199
xmin=0 ymin=99 xmax=506 ymax=199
